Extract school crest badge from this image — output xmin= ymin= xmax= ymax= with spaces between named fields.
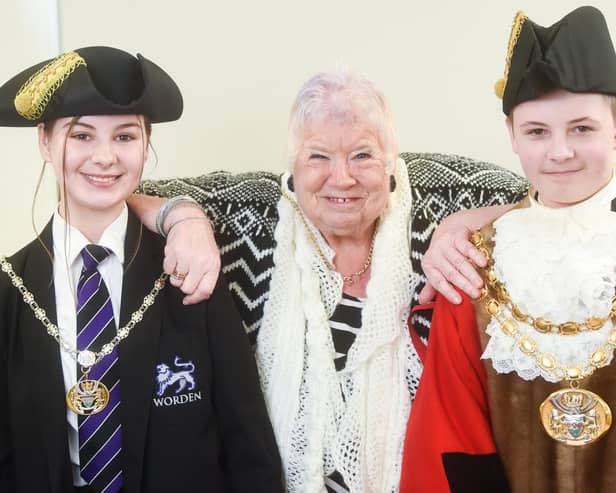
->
xmin=153 ymin=356 xmax=202 ymax=408
xmin=156 ymin=356 xmax=196 ymax=396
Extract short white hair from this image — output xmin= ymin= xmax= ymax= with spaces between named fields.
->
xmin=288 ymin=68 xmax=398 ymax=170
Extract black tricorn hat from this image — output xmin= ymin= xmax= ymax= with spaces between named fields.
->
xmin=0 ymin=46 xmax=183 ymax=126
xmin=495 ymin=6 xmax=616 ymax=115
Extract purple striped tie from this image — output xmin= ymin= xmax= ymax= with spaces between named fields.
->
xmin=77 ymin=245 xmax=123 ymax=493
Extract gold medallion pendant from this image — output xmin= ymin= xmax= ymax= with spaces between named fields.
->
xmin=470 ymin=231 xmax=616 ymax=447
xmin=0 ymin=256 xmax=168 ymax=416
xmin=539 ymin=388 xmax=612 ymax=446
xmin=66 ymin=378 xmax=110 ymax=416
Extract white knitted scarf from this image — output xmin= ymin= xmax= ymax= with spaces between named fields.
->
xmin=256 ymin=159 xmax=420 ymax=492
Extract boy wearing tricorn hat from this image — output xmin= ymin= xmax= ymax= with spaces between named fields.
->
xmin=401 ymin=6 xmax=616 ymax=492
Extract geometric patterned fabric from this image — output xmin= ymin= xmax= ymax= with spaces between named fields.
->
xmin=139 ymin=152 xmax=528 ymax=342
xmin=76 ymin=244 xmax=123 ymax=493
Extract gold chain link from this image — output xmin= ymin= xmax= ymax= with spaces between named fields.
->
xmin=0 ymin=255 xmax=167 ymax=367
xmin=472 ymin=231 xmax=616 ymax=381
xmin=281 ymin=191 xmax=377 ymax=285
xmin=472 ymin=231 xmax=614 ymax=335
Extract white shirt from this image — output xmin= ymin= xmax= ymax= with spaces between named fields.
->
xmin=52 ymin=207 xmax=127 ymax=486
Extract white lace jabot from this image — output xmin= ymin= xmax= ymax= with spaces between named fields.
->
xmin=482 ymin=174 xmax=616 ymax=382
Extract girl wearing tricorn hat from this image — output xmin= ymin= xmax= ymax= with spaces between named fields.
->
xmin=0 ymin=46 xmax=282 ymax=493
xmin=402 ymin=6 xmax=616 ymax=493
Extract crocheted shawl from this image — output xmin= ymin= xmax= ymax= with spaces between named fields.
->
xmin=256 ymin=159 xmax=422 ymax=492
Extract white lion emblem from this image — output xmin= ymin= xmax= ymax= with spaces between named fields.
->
xmin=156 ymin=356 xmax=196 ymax=397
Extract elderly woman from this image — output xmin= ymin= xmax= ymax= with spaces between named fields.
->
xmin=130 ymin=70 xmax=526 ymax=491
xmin=254 ymin=71 xmax=419 ymax=492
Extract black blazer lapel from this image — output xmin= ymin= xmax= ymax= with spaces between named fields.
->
xmin=118 ymin=212 xmax=164 ymax=493
xmin=19 ymin=221 xmax=73 ymax=490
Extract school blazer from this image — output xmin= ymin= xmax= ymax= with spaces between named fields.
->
xmin=0 ymin=212 xmax=283 ymax=493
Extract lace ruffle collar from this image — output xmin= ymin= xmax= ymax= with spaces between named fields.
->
xmin=482 ymin=174 xmax=616 ymax=381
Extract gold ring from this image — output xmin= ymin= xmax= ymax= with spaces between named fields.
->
xmin=171 ymin=270 xmax=187 ymax=281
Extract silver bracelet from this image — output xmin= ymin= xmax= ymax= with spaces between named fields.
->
xmin=155 ymin=195 xmax=202 ymax=237
xmin=167 ymin=216 xmax=213 ymax=236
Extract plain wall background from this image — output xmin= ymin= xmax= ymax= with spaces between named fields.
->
xmin=1 ymin=1 xmax=615 ymax=254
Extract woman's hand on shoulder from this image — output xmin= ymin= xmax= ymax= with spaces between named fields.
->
xmin=163 ymin=206 xmax=221 ymax=304
xmin=419 ymin=204 xmax=514 ymax=304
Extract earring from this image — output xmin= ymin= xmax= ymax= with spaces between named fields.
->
xmin=389 ymin=174 xmax=396 ymax=192
xmin=287 ymin=175 xmax=295 ymax=192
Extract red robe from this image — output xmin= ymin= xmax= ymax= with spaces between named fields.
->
xmin=399 ymin=293 xmax=509 ymax=493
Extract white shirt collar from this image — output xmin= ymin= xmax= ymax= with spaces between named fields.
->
xmin=52 ymin=206 xmax=128 ymax=266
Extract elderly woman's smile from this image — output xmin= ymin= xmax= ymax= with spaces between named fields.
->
xmin=293 ymin=120 xmax=390 ymax=241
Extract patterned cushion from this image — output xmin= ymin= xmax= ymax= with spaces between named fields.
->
xmin=404 ymin=153 xmax=527 ymax=335
xmin=139 ymin=152 xmax=528 ymax=340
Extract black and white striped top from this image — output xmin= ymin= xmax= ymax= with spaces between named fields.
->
xmin=325 ymin=293 xmax=364 ymax=493
xmin=330 ymin=294 xmax=363 ymax=372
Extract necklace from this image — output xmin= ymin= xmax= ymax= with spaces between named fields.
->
xmin=473 ymin=232 xmax=616 ymax=335
xmin=472 ymin=231 xmax=614 ymax=446
xmin=282 ymin=192 xmax=377 ymax=285
xmin=1 ymin=255 xmax=167 ymax=415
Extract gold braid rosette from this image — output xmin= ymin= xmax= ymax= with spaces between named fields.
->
xmin=14 ymin=51 xmax=86 ymax=120
xmin=471 ymin=230 xmax=614 ymax=446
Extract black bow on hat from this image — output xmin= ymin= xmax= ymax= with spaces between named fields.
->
xmin=0 ymin=46 xmax=183 ymax=126
xmin=496 ymin=6 xmax=616 ymax=115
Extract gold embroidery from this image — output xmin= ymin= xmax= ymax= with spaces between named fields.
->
xmin=494 ymin=11 xmax=528 ymax=99
xmin=14 ymin=52 xmax=86 ymax=120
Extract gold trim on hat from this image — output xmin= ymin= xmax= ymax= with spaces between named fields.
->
xmin=495 ymin=11 xmax=528 ymax=99
xmin=14 ymin=52 xmax=86 ymax=120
